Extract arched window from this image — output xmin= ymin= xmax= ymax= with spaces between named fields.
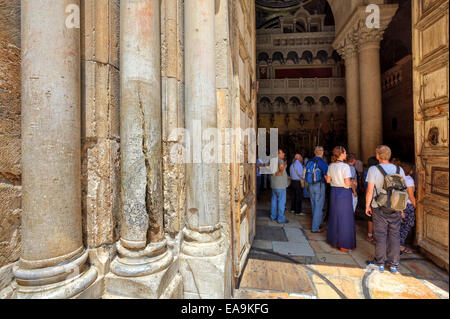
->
xmin=286 ymin=51 xmax=300 ymax=64
xmin=259 ymin=97 xmax=272 ymax=105
xmin=259 ymin=97 xmax=272 ymax=112
xmin=331 ymin=50 xmax=342 ymax=63
xmin=289 ymin=97 xmax=301 ymax=107
xmin=305 ymin=96 xmax=315 ymax=105
xmin=272 ymin=52 xmax=285 ymax=64
xmin=319 ymin=96 xmax=330 ymax=106
xmin=257 ymin=52 xmax=270 ymax=64
xmin=301 ymin=51 xmax=313 ymax=64
xmin=334 ymin=96 xmax=346 ymax=105
xmin=274 ymin=97 xmax=286 ymax=105
xmin=317 ymin=50 xmax=329 ymax=63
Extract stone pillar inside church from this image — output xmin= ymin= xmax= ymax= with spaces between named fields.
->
xmin=105 ymin=0 xmax=178 ymax=299
xmin=339 ymin=39 xmax=361 ymax=158
xmin=358 ymin=31 xmax=384 ymax=163
xmin=332 ymin=4 xmax=398 ymax=163
xmin=14 ymin=0 xmax=98 ymax=298
xmin=180 ymin=0 xmax=229 ymax=299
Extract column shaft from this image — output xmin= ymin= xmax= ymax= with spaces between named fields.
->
xmin=184 ymin=0 xmax=219 ymax=233
xmin=181 ymin=1 xmax=228 ymax=299
xmin=15 ymin=0 xmax=97 ymax=298
xmin=359 ymin=41 xmax=383 ymax=163
xmin=344 ymin=52 xmax=361 ymax=158
xmin=21 ymin=0 xmax=82 ymax=266
xmin=120 ymin=0 xmax=163 ymax=248
xmin=108 ymin=0 xmax=173 ymax=285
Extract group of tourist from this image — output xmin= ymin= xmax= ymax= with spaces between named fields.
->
xmin=257 ymin=144 xmax=416 ymax=274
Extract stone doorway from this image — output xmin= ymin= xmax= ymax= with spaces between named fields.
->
xmin=244 ymin=0 xmax=446 ymax=295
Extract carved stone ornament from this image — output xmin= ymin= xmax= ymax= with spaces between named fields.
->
xmin=428 ymin=127 xmax=440 ymax=146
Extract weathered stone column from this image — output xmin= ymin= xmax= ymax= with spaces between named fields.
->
xmin=337 ymin=37 xmax=361 ymax=158
xmin=332 ymin=4 xmax=398 ymax=163
xmin=105 ymin=0 xmax=174 ymax=299
xmin=358 ymin=29 xmax=384 ymax=163
xmin=14 ymin=0 xmax=98 ymax=298
xmin=180 ymin=0 xmax=229 ymax=299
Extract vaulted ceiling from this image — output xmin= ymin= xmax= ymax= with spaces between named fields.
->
xmin=256 ymin=0 xmax=335 ymax=29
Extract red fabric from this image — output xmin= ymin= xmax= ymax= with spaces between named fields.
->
xmin=275 ymin=68 xmax=332 ymax=79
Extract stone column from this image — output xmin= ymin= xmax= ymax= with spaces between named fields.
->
xmin=358 ymin=29 xmax=384 ymax=163
xmin=338 ymin=37 xmax=361 ymax=158
xmin=14 ymin=0 xmax=98 ymax=298
xmin=180 ymin=0 xmax=228 ymax=299
xmin=332 ymin=5 xmax=398 ymax=163
xmin=105 ymin=0 xmax=174 ymax=299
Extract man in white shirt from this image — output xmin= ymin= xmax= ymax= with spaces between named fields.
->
xmin=271 ymin=150 xmax=289 ymax=224
xmin=365 ymin=145 xmax=406 ymax=275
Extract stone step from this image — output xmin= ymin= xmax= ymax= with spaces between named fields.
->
xmin=102 ymin=293 xmax=135 ymax=299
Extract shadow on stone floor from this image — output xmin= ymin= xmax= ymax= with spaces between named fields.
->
xmin=237 ymin=190 xmax=449 ymax=299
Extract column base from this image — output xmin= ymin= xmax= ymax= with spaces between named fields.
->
xmin=180 ymin=234 xmax=231 ymax=299
xmin=104 ymin=256 xmax=181 ymax=299
xmin=14 ymin=267 xmax=98 ymax=299
xmin=13 ymin=250 xmax=99 ymax=299
xmin=72 ymin=246 xmax=117 ymax=299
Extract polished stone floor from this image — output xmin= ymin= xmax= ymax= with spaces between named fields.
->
xmin=234 ymin=190 xmax=449 ymax=299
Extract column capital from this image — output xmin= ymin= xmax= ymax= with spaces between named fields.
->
xmin=333 ymin=4 xmax=398 ymax=54
xmin=336 ymin=32 xmax=359 ymax=60
xmin=356 ymin=24 xmax=385 ymax=49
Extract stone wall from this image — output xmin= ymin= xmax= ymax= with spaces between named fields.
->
xmin=382 ymin=56 xmax=414 ymax=162
xmin=0 ymin=0 xmax=21 ymax=298
xmin=0 ymin=0 xmax=20 ymax=47
xmin=161 ymin=0 xmax=186 ymax=251
xmin=80 ymin=0 xmax=121 ymax=250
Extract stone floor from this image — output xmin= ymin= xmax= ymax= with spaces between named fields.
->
xmin=234 ymin=191 xmax=449 ymax=299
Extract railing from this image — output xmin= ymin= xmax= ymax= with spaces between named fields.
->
xmin=382 ymin=55 xmax=411 ymax=92
xmin=258 ymin=77 xmax=345 ymax=95
xmin=256 ymin=32 xmax=335 ymax=48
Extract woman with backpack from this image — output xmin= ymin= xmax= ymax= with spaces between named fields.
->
xmin=325 ymin=146 xmax=356 ymax=252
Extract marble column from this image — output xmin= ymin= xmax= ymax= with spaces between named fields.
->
xmin=338 ymin=38 xmax=361 ymax=158
xmin=358 ymin=30 xmax=384 ymax=163
xmin=180 ymin=0 xmax=229 ymax=299
xmin=105 ymin=0 xmax=173 ymax=299
xmin=14 ymin=0 xmax=97 ymax=298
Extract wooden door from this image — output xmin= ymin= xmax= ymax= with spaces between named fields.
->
xmin=230 ymin=0 xmax=257 ymax=283
xmin=412 ymin=0 xmax=449 ymax=270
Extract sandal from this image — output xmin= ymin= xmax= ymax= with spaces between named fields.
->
xmin=366 ymin=236 xmax=375 ymax=243
xmin=400 ymin=248 xmax=413 ymax=255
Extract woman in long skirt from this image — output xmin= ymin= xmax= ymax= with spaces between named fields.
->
xmin=325 ymin=146 xmax=356 ymax=252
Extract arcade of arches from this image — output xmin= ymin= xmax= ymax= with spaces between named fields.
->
xmin=0 ymin=0 xmax=448 ymax=299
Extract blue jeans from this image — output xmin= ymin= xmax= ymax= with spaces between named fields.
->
xmin=271 ymin=189 xmax=287 ymax=223
xmin=309 ymin=182 xmax=326 ymax=231
xmin=257 ymin=175 xmax=262 ymax=197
